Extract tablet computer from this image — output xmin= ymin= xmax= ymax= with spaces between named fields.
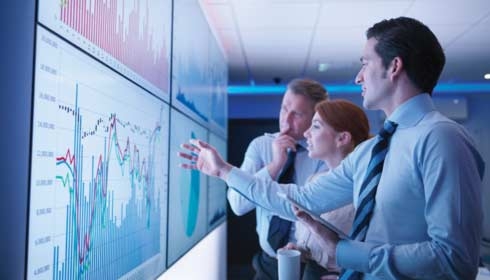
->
xmin=278 ymin=192 xmax=351 ymax=240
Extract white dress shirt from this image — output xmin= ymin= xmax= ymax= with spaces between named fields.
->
xmin=227 ymin=133 xmax=325 ymax=257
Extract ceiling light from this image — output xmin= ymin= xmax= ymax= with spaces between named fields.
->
xmin=484 ymin=73 xmax=490 ymax=80
xmin=318 ymin=63 xmax=330 ymax=72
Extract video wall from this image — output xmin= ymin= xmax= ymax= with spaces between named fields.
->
xmin=27 ymin=0 xmax=227 ymax=279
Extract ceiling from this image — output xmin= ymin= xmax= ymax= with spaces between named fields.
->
xmin=200 ymin=0 xmax=490 ymax=88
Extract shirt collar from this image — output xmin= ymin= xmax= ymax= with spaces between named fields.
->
xmin=387 ymin=93 xmax=436 ymax=128
xmin=297 ymin=138 xmax=308 ymax=151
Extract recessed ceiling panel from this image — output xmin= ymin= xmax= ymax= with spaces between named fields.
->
xmin=318 ymin=1 xmax=413 ymax=28
xmin=233 ymin=1 xmax=320 ymax=29
xmin=406 ymin=0 xmax=490 ymax=25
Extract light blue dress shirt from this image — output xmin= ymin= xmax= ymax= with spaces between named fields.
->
xmin=227 ymin=133 xmax=325 ymax=257
xmin=226 ymin=94 xmax=485 ymax=279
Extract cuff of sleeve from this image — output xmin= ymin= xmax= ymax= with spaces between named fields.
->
xmin=336 ymin=239 xmax=374 ymax=273
xmin=316 ymin=249 xmax=328 ymax=269
xmin=226 ymin=167 xmax=255 ymax=196
xmin=256 ymin=166 xmax=273 ymax=179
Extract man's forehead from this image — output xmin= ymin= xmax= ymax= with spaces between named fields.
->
xmin=363 ymin=38 xmax=378 ymax=55
xmin=283 ymin=93 xmax=305 ymax=105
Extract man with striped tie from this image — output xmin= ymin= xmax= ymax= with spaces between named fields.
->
xmin=179 ymin=17 xmax=485 ymax=279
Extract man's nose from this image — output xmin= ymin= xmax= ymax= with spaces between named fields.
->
xmin=355 ymin=70 xmax=363 ymax=84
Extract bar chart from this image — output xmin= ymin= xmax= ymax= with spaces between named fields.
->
xmin=38 ymin=0 xmax=171 ymax=99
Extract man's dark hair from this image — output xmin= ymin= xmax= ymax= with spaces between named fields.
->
xmin=367 ymin=17 xmax=445 ymax=95
xmin=287 ymin=78 xmax=328 ymax=104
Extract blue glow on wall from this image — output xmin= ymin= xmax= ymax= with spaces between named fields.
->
xmin=228 ymin=83 xmax=490 ymax=95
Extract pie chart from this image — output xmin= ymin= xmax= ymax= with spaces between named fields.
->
xmin=179 ymin=132 xmax=200 ymax=237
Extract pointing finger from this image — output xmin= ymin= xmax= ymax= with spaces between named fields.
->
xmin=179 ymin=163 xmax=197 ymax=170
xmin=181 ymin=142 xmax=199 ymax=153
xmin=178 ymin=151 xmax=196 ymax=161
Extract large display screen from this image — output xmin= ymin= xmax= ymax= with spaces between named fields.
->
xmin=171 ymin=0 xmax=211 ymax=126
xmin=207 ymin=133 xmax=228 ymax=231
xmin=28 ymin=0 xmax=228 ymax=278
xmin=28 ymin=26 xmax=170 ymax=279
xmin=208 ymin=35 xmax=229 ymax=138
xmin=167 ymin=109 xmax=209 ymax=266
xmin=38 ymin=0 xmax=172 ymax=100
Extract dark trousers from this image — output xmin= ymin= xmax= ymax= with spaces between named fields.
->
xmin=302 ymin=260 xmax=339 ymax=280
xmin=252 ymin=251 xmax=278 ymax=280
xmin=302 ymin=260 xmax=328 ymax=280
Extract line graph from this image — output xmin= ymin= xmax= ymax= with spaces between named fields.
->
xmin=27 ymin=26 xmax=169 ymax=279
xmin=39 ymin=0 xmax=172 ymax=99
xmin=52 ymin=87 xmax=162 ymax=279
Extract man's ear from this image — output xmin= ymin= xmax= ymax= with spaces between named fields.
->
xmin=389 ymin=57 xmax=403 ymax=81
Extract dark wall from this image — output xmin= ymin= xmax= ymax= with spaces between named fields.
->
xmin=227 ymin=118 xmax=278 ymax=264
xmin=0 ymin=0 xmax=36 ymax=278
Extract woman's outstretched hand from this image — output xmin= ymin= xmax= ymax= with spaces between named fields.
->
xmin=178 ymin=139 xmax=233 ymax=180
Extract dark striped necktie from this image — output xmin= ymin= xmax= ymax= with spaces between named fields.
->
xmin=267 ymin=147 xmax=298 ymax=251
xmin=340 ymin=121 xmax=397 ymax=280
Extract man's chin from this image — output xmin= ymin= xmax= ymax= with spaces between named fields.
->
xmin=363 ymin=99 xmax=373 ymax=110
xmin=292 ymin=134 xmax=306 ymax=141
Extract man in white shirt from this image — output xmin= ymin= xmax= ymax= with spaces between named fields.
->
xmin=227 ymin=78 xmax=327 ymax=279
